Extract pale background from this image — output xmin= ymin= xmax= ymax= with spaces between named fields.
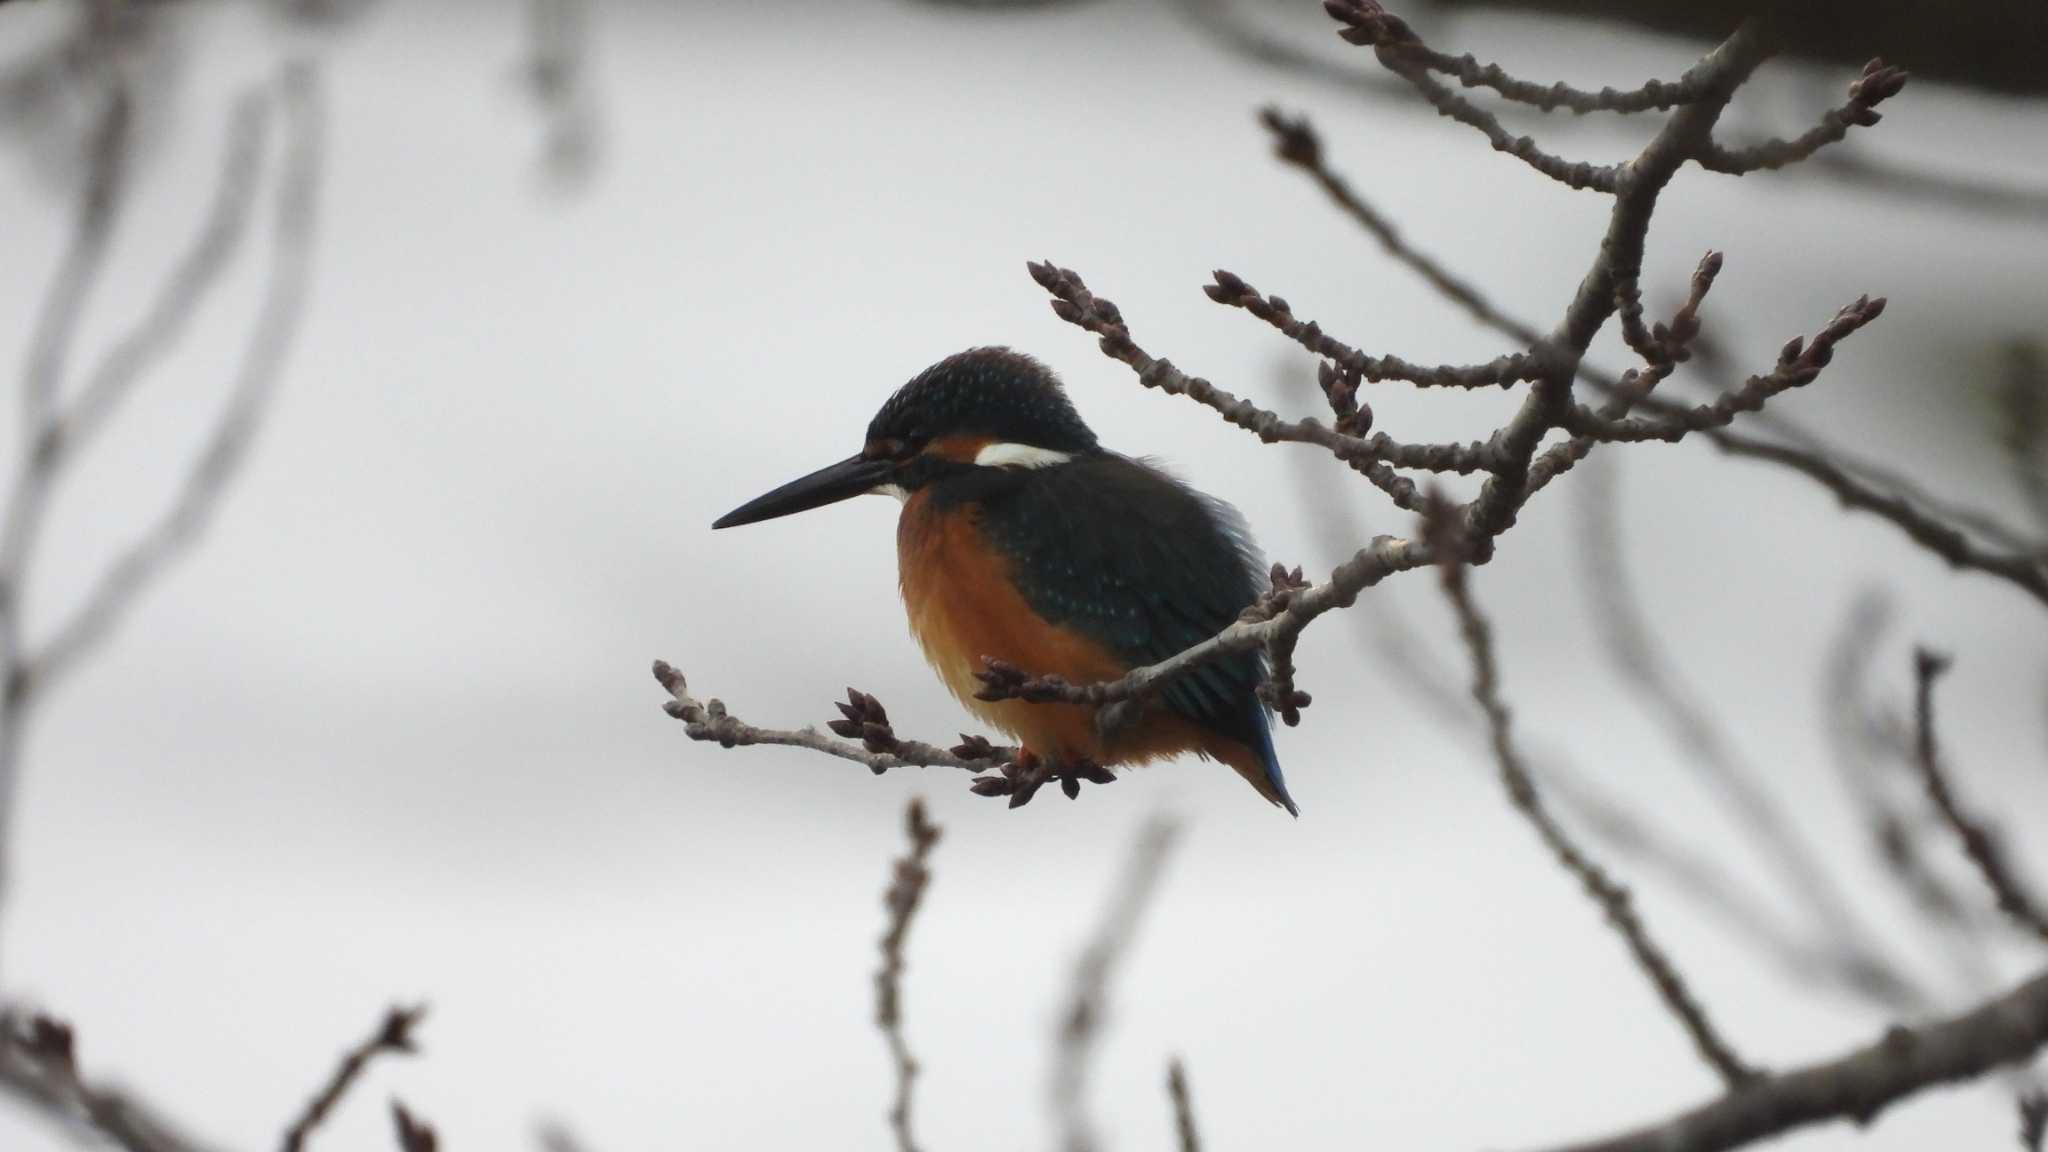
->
xmin=0 ymin=1 xmax=2044 ymax=1149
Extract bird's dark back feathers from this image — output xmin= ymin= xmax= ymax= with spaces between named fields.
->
xmin=937 ymin=453 xmax=1269 ymax=748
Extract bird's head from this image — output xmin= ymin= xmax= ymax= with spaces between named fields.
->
xmin=712 ymin=347 xmax=1099 ymax=529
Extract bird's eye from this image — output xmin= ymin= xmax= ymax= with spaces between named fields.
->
xmin=864 ymin=434 xmax=927 ymax=461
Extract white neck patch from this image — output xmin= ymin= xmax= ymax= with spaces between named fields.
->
xmin=973 ymin=442 xmax=1073 ymax=469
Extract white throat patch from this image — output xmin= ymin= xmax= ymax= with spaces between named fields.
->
xmin=973 ymin=442 xmax=1073 ymax=469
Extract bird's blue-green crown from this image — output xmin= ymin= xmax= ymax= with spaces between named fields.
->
xmin=868 ymin=347 xmax=1100 ymax=454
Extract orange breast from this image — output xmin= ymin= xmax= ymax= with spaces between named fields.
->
xmin=896 ymin=491 xmax=1240 ymax=773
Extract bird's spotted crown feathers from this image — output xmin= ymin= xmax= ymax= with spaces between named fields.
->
xmin=868 ymin=347 xmax=1100 ymax=455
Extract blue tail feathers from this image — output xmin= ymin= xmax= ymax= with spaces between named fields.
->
xmin=1251 ymin=707 xmax=1298 ymax=817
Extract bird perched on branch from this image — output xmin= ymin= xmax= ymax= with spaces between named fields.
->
xmin=713 ymin=347 xmax=1296 ymax=815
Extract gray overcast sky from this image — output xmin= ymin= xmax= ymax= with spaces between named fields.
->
xmin=1 ymin=2 xmax=2045 ymax=1149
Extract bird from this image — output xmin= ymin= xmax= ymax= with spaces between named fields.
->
xmin=712 ymin=347 xmax=1296 ymax=815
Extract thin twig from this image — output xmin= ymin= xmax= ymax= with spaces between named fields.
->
xmin=390 ymin=1100 xmax=438 ymax=1152
xmin=2000 ymin=345 xmax=2048 ymax=540
xmin=522 ymin=0 xmax=603 ymax=190
xmin=1256 ymin=107 xmax=1556 ymax=354
xmin=653 ymin=660 xmax=1016 ymax=774
xmin=1172 ymin=0 xmax=1409 ymax=102
xmin=1403 ymin=51 xmax=1697 ymax=114
xmin=1822 ymin=596 xmax=1988 ymax=948
xmin=532 ymin=1115 xmax=589 ymax=1147
xmin=1428 ymin=498 xmax=1757 ymax=1088
xmin=1039 ymin=261 xmax=1450 ymax=513
xmin=1322 ymin=0 xmax=1618 ymax=191
xmin=0 ymin=82 xmax=132 ymax=652
xmin=535 ymin=1120 xmax=597 ymax=1152
xmin=0 ymin=61 xmax=326 ymax=951
xmin=1167 ymin=1058 xmax=1201 ymax=1152
xmin=1300 ymin=440 xmax=1857 ymax=1002
xmin=1573 ymin=452 xmax=1914 ymax=1001
xmin=1492 ymin=21 xmax=1773 ymax=535
xmin=876 ymin=799 xmax=941 ymax=1152
xmin=1910 ymin=650 xmax=2048 ymax=944
xmin=17 ymin=78 xmax=130 ymax=438
xmin=1705 ymin=433 xmax=2048 ymax=607
xmin=280 ymin=1005 xmax=426 ymax=1152
xmin=1697 ymin=59 xmax=1910 ymax=175
xmin=1806 ymin=146 xmax=2048 ymax=224
xmin=1529 ymin=252 xmax=1719 ymax=493
xmin=1054 ymin=819 xmax=1178 ymax=1152
xmin=1264 ymin=100 xmax=2048 ymax=597
xmin=0 ymin=1008 xmax=226 ymax=1152
xmin=1313 ymin=0 xmax=1713 ymax=116
xmin=1563 ymin=297 xmax=1887 ymax=443
xmin=29 ymin=64 xmax=326 ymax=697
xmin=1208 ymin=264 xmax=1535 ymax=391
xmin=1526 ymin=966 xmax=2048 ymax=1152
xmin=65 ymin=90 xmax=272 ymax=454
xmin=1724 ymin=408 xmax=2040 ymax=557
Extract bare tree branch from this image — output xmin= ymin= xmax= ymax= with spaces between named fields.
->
xmin=1278 ymin=429 xmax=1800 ymax=962
xmin=1427 ymin=498 xmax=1757 ymax=1088
xmin=1721 ymin=406 xmax=2040 ymax=558
xmin=0 ymin=61 xmax=325 ymax=977
xmin=1261 ymin=94 xmax=2048 ymax=604
xmin=653 ymin=660 xmax=1015 ymax=775
xmin=1525 ymin=966 xmax=2048 ymax=1152
xmin=1563 ymin=296 xmax=1887 ymax=442
xmin=2000 ymin=345 xmax=2048 ymax=540
xmin=1166 ymin=1058 xmax=1200 ymax=1152
xmin=1822 ymin=595 xmax=1991 ymax=953
xmin=62 ymin=91 xmax=270 ymax=450
xmin=535 ymin=1120 xmax=598 ymax=1152
xmin=390 ymin=1100 xmax=438 ymax=1152
xmin=1806 ymin=146 xmax=2048 ymax=224
xmin=29 ymin=63 xmax=324 ymax=698
xmin=1529 ymin=253 xmax=1718 ymax=493
xmin=1254 ymin=107 xmax=1556 ymax=357
xmin=1385 ymin=40 xmax=1703 ymax=115
xmin=1720 ymin=435 xmax=2048 ymax=608
xmin=17 ymin=77 xmax=130 ymax=437
xmin=1572 ymin=452 xmax=1918 ymax=1004
xmin=280 ymin=1005 xmax=426 ymax=1152
xmin=1469 ymin=24 xmax=1773 ymax=541
xmin=1207 ymin=265 xmax=1536 ymax=392
xmin=1697 ymin=58 xmax=1910 ymax=175
xmin=1286 ymin=418 xmax=1915 ymax=1010
xmin=1321 ymin=0 xmax=1620 ymax=191
xmin=0 ymin=1008 xmax=227 ymax=1152
xmin=1172 ymin=0 xmax=1409 ymax=102
xmin=1053 ymin=819 xmax=1177 ymax=1152
xmin=876 ymin=799 xmax=941 ymax=1152
xmin=1910 ymin=650 xmax=2048 ymax=944
xmin=521 ymin=0 xmax=602 ymax=191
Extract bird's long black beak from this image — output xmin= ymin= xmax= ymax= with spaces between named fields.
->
xmin=712 ymin=453 xmax=894 ymax=529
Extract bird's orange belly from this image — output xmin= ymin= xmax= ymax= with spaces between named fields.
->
xmin=897 ymin=494 xmax=1209 ymax=767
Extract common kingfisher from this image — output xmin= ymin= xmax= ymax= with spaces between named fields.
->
xmin=712 ymin=347 xmax=1297 ymax=815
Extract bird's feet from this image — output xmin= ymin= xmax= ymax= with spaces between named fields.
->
xmin=969 ymin=749 xmax=1117 ymax=808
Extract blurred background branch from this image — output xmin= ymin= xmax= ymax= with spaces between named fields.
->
xmin=0 ymin=5 xmax=324 ymax=939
